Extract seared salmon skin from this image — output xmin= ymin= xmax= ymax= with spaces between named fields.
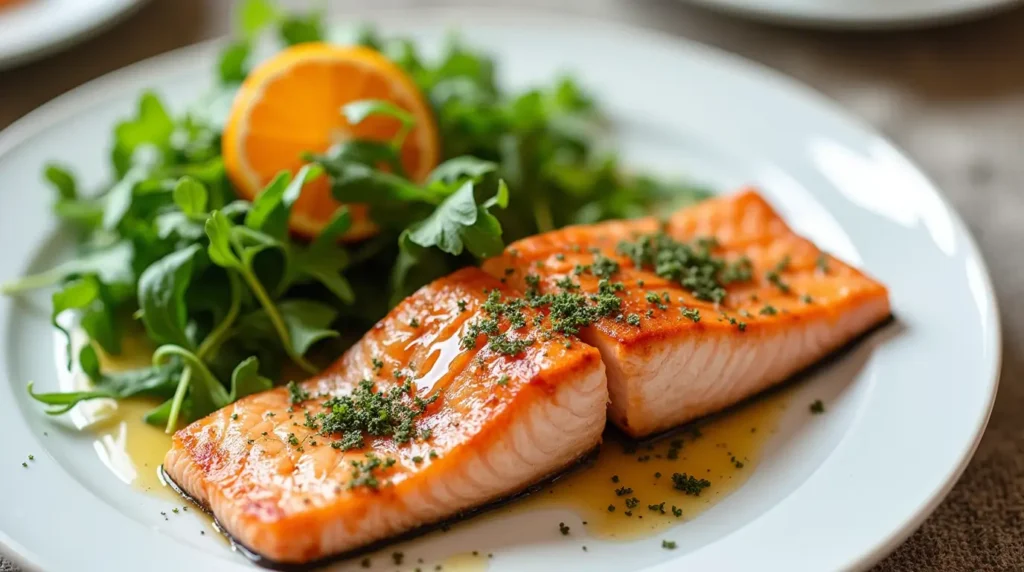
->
xmin=484 ymin=189 xmax=890 ymax=437
xmin=163 ymin=268 xmax=607 ymax=564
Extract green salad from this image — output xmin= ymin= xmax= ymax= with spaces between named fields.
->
xmin=1 ymin=0 xmax=708 ymax=433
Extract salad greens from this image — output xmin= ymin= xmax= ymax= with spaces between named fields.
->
xmin=2 ymin=0 xmax=709 ymax=432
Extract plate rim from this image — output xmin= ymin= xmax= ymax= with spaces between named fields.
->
xmin=680 ymin=0 xmax=1023 ymax=29
xmin=0 ymin=7 xmax=1002 ymax=571
xmin=0 ymin=0 xmax=149 ymax=71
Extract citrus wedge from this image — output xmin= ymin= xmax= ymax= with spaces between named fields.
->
xmin=222 ymin=43 xmax=439 ymax=240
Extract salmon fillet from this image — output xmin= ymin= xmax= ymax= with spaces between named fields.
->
xmin=163 ymin=268 xmax=608 ymax=564
xmin=484 ymin=188 xmax=890 ymax=437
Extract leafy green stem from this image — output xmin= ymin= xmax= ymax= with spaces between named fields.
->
xmin=0 ymin=268 xmax=66 ymax=295
xmin=237 ymin=264 xmax=319 ymax=374
xmin=533 ymin=193 xmax=555 ymax=233
xmin=196 ymin=271 xmax=242 ymax=359
xmin=153 ymin=344 xmax=229 ymax=404
xmin=164 ymin=271 xmax=242 ymax=433
xmin=165 ymin=367 xmax=193 ymax=433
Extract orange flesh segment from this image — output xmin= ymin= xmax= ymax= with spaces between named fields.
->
xmin=222 ymin=43 xmax=438 ymax=239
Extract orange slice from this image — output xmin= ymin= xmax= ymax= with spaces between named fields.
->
xmin=222 ymin=43 xmax=439 ymax=240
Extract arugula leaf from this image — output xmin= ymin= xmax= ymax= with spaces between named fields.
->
xmin=102 ymin=160 xmax=150 ymax=231
xmin=44 ymin=164 xmax=77 ymax=200
xmin=51 ymin=277 xmax=101 ymax=368
xmin=173 ymin=176 xmax=209 ymax=216
xmin=243 ymin=171 xmax=291 ymax=236
xmin=343 ymin=99 xmax=415 ymax=128
xmin=205 ymin=210 xmax=242 ymax=268
xmin=311 ymin=206 xmax=352 ymax=252
xmin=218 ymin=41 xmax=250 ymax=84
xmin=245 ymin=165 xmax=321 ymax=240
xmin=405 ymin=179 xmax=508 ymax=257
xmin=27 ymin=362 xmax=179 ymax=415
xmin=78 ymin=282 xmax=120 ymax=357
xmin=229 ymin=356 xmax=273 ymax=401
xmin=279 ymin=12 xmax=325 ymax=45
xmin=137 ymin=244 xmax=203 ymax=348
xmin=239 ymin=0 xmax=279 ymax=38
xmin=1 ymin=241 xmax=134 ymax=296
xmin=427 ymin=156 xmax=497 ymax=186
xmin=238 ymin=299 xmax=339 ymax=356
xmin=112 ymin=92 xmax=174 ymax=177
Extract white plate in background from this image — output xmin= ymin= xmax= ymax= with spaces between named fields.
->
xmin=0 ymin=8 xmax=1000 ymax=572
xmin=682 ymin=0 xmax=1023 ymax=28
xmin=0 ymin=0 xmax=147 ymax=70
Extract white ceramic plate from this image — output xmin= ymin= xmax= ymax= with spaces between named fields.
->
xmin=682 ymin=0 xmax=1023 ymax=28
xmin=0 ymin=0 xmax=147 ymax=70
xmin=0 ymin=8 xmax=1000 ymax=572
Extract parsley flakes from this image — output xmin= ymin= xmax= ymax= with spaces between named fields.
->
xmin=672 ymin=472 xmax=711 ymax=496
xmin=617 ymin=234 xmax=750 ymax=303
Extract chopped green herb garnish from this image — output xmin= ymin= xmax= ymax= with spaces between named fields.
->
xmin=810 ymin=399 xmax=825 ymax=414
xmin=615 ymin=486 xmax=634 ymax=496
xmin=617 ymin=234 xmax=746 ymax=302
xmin=721 ymin=256 xmax=753 ymax=284
xmin=671 ymin=506 xmax=682 ymax=517
xmin=559 ymin=522 xmax=570 ymax=535
xmin=315 ymin=379 xmax=438 ymax=447
xmin=590 ymin=253 xmax=621 ymax=279
xmin=646 ymin=291 xmax=668 ymax=310
xmin=671 ymin=472 xmax=711 ymax=496
xmin=801 ymin=294 xmax=813 ymax=304
xmin=392 ymin=552 xmax=404 ymax=565
xmin=648 ymin=502 xmax=666 ymax=514
xmin=348 ymin=453 xmax=396 ymax=490
xmin=496 ymin=374 xmax=510 ymax=386
xmin=626 ymin=314 xmax=641 ymax=326
xmin=409 ymin=317 xmax=420 ymax=328
xmin=816 ymin=253 xmax=831 ymax=273
xmin=287 ymin=381 xmax=310 ymax=404
xmin=662 ymin=540 xmax=677 ymax=550
xmin=765 ymin=256 xmax=791 ymax=294
xmin=680 ymin=307 xmax=701 ymax=322
xmin=759 ymin=305 xmax=778 ymax=316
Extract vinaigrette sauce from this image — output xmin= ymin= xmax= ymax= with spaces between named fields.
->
xmin=73 ymin=329 xmax=789 ymax=566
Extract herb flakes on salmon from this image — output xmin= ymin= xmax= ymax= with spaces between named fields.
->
xmin=163 ymin=267 xmax=608 ymax=564
xmin=484 ymin=189 xmax=891 ymax=437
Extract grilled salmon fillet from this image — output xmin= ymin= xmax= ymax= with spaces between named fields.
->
xmin=484 ymin=189 xmax=890 ymax=437
xmin=163 ymin=268 xmax=607 ymax=564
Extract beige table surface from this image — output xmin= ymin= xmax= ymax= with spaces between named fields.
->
xmin=2 ymin=0 xmax=1022 ymax=569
